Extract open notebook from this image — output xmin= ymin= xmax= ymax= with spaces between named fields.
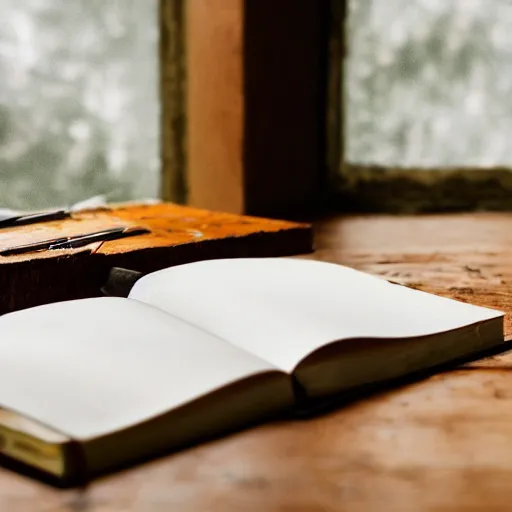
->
xmin=0 ymin=258 xmax=504 ymax=483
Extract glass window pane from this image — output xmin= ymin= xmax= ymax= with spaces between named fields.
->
xmin=0 ymin=0 xmax=159 ymax=209
xmin=346 ymin=0 xmax=512 ymax=168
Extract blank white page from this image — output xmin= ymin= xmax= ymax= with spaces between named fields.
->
xmin=0 ymin=297 xmax=277 ymax=440
xmin=130 ymin=258 xmax=503 ymax=372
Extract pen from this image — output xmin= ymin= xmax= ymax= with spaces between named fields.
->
xmin=0 ymin=210 xmax=71 ymax=230
xmin=0 ymin=226 xmax=150 ymax=256
xmin=49 ymin=227 xmax=150 ymax=250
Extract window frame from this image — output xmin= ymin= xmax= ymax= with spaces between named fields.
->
xmin=329 ymin=0 xmax=512 ymax=213
xmin=160 ymin=0 xmax=512 ymax=217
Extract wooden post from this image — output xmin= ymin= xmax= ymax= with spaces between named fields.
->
xmin=185 ymin=0 xmax=333 ymax=219
xmin=160 ymin=1 xmax=344 ymax=219
xmin=186 ymin=0 xmax=245 ymax=214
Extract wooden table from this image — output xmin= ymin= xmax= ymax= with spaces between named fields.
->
xmin=4 ymin=212 xmax=512 ymax=511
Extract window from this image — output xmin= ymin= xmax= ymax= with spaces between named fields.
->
xmin=338 ymin=0 xmax=512 ymax=211
xmin=178 ymin=0 xmax=512 ymax=217
xmin=0 ymin=0 xmax=159 ymax=210
xmin=8 ymin=1 xmax=505 ymax=216
xmin=347 ymin=0 xmax=512 ymax=168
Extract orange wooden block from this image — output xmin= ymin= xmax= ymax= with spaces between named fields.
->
xmin=0 ymin=203 xmax=312 ymax=314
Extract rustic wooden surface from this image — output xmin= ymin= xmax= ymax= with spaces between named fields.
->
xmin=3 ymin=212 xmax=512 ymax=511
xmin=0 ymin=203 xmax=311 ymax=314
xmin=0 ymin=203 xmax=310 ymax=260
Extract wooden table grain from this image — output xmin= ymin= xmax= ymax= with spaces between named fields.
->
xmin=4 ymin=212 xmax=512 ymax=511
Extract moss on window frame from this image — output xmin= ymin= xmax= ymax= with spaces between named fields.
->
xmin=331 ymin=165 xmax=512 ymax=213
